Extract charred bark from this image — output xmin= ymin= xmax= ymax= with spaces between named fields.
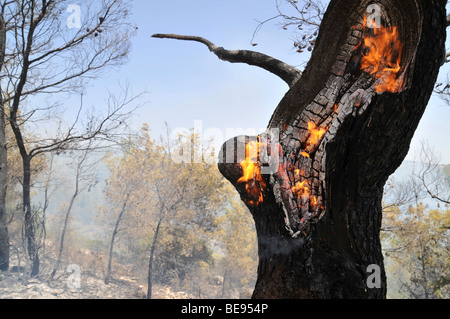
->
xmin=154 ymin=0 xmax=446 ymax=299
xmin=218 ymin=0 xmax=446 ymax=299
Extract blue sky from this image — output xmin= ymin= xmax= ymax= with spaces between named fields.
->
xmin=81 ymin=0 xmax=450 ymax=164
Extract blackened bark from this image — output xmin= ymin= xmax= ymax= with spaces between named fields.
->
xmin=0 ymin=15 xmax=9 ymax=272
xmin=219 ymin=0 xmax=446 ymax=299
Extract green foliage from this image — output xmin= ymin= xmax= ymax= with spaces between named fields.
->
xmin=99 ymin=124 xmax=245 ymax=294
xmin=383 ymin=203 xmax=450 ymax=299
xmin=217 ymin=200 xmax=258 ymax=293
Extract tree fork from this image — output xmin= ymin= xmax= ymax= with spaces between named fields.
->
xmin=217 ymin=0 xmax=446 ymax=299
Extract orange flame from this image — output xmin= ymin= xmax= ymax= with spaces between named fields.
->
xmin=359 ymin=15 xmax=404 ymax=93
xmin=307 ymin=122 xmax=328 ymax=147
xmin=292 ymin=180 xmax=310 ymax=197
xmin=300 ymin=151 xmax=311 ymax=158
xmin=238 ymin=141 xmax=266 ymax=206
xmin=301 ymin=122 xmax=328 ymax=157
xmin=310 ymin=195 xmax=318 ymax=208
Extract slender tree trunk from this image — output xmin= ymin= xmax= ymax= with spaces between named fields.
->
xmin=218 ymin=0 xmax=446 ymax=299
xmin=22 ymin=156 xmax=39 ymax=277
xmin=147 ymin=215 xmax=164 ymax=299
xmin=104 ymin=193 xmax=130 ymax=285
xmin=49 ymin=186 xmax=78 ymax=280
xmin=0 ymin=13 xmax=9 ymax=272
xmin=50 ymin=149 xmax=90 ymax=280
xmin=221 ymin=269 xmax=228 ymax=299
xmin=0 ymin=98 xmax=9 ymax=272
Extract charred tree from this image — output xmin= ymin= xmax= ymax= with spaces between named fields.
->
xmin=155 ymin=0 xmax=447 ymax=299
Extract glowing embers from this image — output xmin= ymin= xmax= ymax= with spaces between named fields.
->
xmin=292 ymin=180 xmax=310 ymax=198
xmin=291 ymin=169 xmax=323 ymax=214
xmin=357 ymin=15 xmax=404 ymax=93
xmin=237 ymin=140 xmax=267 ymax=206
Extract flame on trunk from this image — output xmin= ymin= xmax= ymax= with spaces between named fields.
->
xmin=292 ymin=180 xmax=310 ymax=197
xmin=358 ymin=15 xmax=404 ymax=93
xmin=301 ymin=151 xmax=311 ymax=158
xmin=310 ymin=195 xmax=318 ymax=208
xmin=302 ymin=122 xmax=328 ymax=157
xmin=237 ymin=140 xmax=266 ymax=206
xmin=306 ymin=122 xmax=328 ymax=148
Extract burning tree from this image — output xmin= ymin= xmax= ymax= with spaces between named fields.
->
xmin=153 ymin=0 xmax=447 ymax=298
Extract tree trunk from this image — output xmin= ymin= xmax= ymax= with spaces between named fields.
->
xmin=50 ymin=185 xmax=79 ymax=280
xmin=147 ymin=215 xmax=164 ymax=299
xmin=9 ymin=95 xmax=40 ymax=276
xmin=104 ymin=193 xmax=130 ymax=285
xmin=0 ymin=96 xmax=8 ymax=272
xmin=22 ymin=156 xmax=39 ymax=277
xmin=0 ymin=14 xmax=9 ymax=272
xmin=51 ymin=148 xmax=91 ymax=280
xmin=221 ymin=269 xmax=228 ymax=299
xmin=218 ymin=0 xmax=446 ymax=299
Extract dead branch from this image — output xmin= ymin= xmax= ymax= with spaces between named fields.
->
xmin=152 ymin=33 xmax=302 ymax=88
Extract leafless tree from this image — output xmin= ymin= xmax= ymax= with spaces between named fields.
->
xmin=415 ymin=142 xmax=450 ymax=205
xmin=49 ymin=140 xmax=98 ymax=280
xmin=0 ymin=0 xmax=136 ymax=276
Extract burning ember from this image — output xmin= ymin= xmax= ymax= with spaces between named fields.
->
xmin=301 ymin=151 xmax=310 ymax=158
xmin=237 ymin=140 xmax=266 ymax=206
xmin=357 ymin=15 xmax=404 ymax=93
xmin=237 ymin=121 xmax=328 ymax=212
xmin=301 ymin=122 xmax=328 ymax=158
xmin=292 ymin=180 xmax=310 ymax=198
xmin=306 ymin=122 xmax=327 ymax=149
xmin=310 ymin=196 xmax=318 ymax=208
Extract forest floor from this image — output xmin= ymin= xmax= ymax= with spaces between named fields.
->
xmin=0 ymin=269 xmax=194 ymax=299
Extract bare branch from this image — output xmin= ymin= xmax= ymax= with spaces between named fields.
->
xmin=251 ymin=1 xmax=324 ymax=55
xmin=415 ymin=142 xmax=450 ymax=205
xmin=29 ymin=86 xmax=142 ymax=159
xmin=152 ymin=33 xmax=302 ymax=88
